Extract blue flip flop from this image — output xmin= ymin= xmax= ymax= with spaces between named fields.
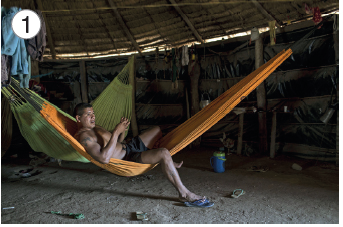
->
xmin=184 ymin=198 xmax=214 ymax=208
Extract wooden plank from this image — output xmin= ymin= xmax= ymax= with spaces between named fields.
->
xmin=270 ymin=110 xmax=277 ymax=158
xmin=129 ymin=55 xmax=139 ymax=137
xmin=168 ymin=0 xmax=204 ymax=44
xmin=255 ymin=36 xmax=268 ymax=153
xmin=79 ymin=60 xmax=88 ymax=103
xmin=35 ymin=0 xmax=57 ymax=59
xmin=237 ymin=113 xmax=244 ymax=155
xmin=251 ymin=0 xmax=281 ymax=28
xmin=107 ymin=0 xmax=142 ymax=54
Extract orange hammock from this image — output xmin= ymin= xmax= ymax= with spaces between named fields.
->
xmin=40 ymin=49 xmax=292 ymax=177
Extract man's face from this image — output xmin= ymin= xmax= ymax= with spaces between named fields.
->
xmin=77 ymin=107 xmax=95 ymax=128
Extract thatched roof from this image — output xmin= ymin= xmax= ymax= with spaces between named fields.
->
xmin=1 ymin=0 xmax=339 ymax=59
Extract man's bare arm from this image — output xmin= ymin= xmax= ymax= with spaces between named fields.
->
xmin=118 ymin=131 xmax=126 ymax=143
xmin=79 ymin=130 xmax=121 ymax=164
xmin=117 ymin=117 xmax=130 ymax=143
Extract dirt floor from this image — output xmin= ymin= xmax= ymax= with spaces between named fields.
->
xmin=1 ymin=147 xmax=339 ymax=224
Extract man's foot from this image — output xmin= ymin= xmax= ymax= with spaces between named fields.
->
xmin=178 ymin=192 xmax=203 ymax=202
xmin=184 ymin=197 xmax=214 ymax=208
xmin=173 ymin=161 xmax=183 ymax=168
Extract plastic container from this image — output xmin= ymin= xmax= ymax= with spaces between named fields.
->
xmin=210 ymin=151 xmax=226 ymax=173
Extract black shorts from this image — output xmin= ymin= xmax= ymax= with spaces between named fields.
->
xmin=123 ymin=136 xmax=149 ymax=163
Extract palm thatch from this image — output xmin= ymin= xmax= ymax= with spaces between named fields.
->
xmin=1 ymin=0 xmax=339 ymax=59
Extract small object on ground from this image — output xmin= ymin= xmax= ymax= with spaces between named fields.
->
xmin=184 ymin=197 xmax=214 ymax=208
xmin=292 ymin=163 xmax=302 ymax=171
xmin=20 ymin=173 xmax=31 ymax=178
xmin=247 ymin=166 xmax=269 ymax=172
xmin=2 ymin=207 xmax=15 ymax=209
xmin=136 ymin=211 xmax=148 ymax=221
xmin=51 ymin=211 xmax=85 ymax=219
xmin=231 ymin=189 xmax=246 ymax=198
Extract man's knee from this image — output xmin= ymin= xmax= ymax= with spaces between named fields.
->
xmin=159 ymin=148 xmax=171 ymax=160
xmin=154 ymin=126 xmax=162 ymax=135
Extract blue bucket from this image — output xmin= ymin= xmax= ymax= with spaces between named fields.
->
xmin=210 ymin=151 xmax=226 ymax=173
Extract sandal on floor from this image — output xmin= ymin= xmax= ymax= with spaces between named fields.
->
xmin=231 ymin=189 xmax=246 ymax=198
xmin=247 ymin=166 xmax=269 ymax=172
xmin=184 ymin=197 xmax=214 ymax=208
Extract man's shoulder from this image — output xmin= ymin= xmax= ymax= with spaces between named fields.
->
xmin=74 ymin=129 xmax=96 ymax=142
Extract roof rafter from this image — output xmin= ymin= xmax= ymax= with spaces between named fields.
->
xmin=90 ymin=0 xmax=118 ymax=52
xmin=107 ymin=0 xmax=143 ymax=54
xmin=168 ymin=0 xmax=204 ymax=44
xmin=251 ymin=0 xmax=282 ymax=28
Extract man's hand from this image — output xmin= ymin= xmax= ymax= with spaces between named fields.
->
xmin=114 ymin=117 xmax=130 ymax=134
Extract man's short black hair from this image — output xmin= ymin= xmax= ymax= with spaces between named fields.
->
xmin=73 ymin=103 xmax=93 ymax=118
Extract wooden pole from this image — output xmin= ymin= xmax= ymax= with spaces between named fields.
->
xmin=185 ymin=88 xmax=191 ymax=120
xmin=188 ymin=55 xmax=201 ymax=146
xmin=333 ymin=16 xmax=339 ymax=166
xmin=255 ymin=36 xmax=268 ymax=153
xmin=129 ymin=55 xmax=139 ymax=137
xmin=79 ymin=60 xmax=88 ymax=103
xmin=270 ymin=110 xmax=277 ymax=158
xmin=237 ymin=113 xmax=244 ymax=155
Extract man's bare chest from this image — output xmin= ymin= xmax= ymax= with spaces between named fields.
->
xmin=93 ymin=126 xmax=112 ymax=147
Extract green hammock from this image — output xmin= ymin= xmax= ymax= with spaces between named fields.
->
xmin=2 ymin=57 xmax=134 ymax=162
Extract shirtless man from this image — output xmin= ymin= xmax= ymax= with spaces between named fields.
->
xmin=73 ymin=103 xmax=213 ymax=207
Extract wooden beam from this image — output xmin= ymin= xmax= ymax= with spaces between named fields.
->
xmin=79 ymin=60 xmax=88 ymax=103
xmin=35 ymin=0 xmax=57 ymax=59
xmin=251 ymin=0 xmax=281 ymax=28
xmin=168 ymin=0 xmax=204 ymax=44
xmin=107 ymin=0 xmax=142 ymax=54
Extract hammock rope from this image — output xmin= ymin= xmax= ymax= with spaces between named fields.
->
xmin=2 ymin=49 xmax=292 ymax=176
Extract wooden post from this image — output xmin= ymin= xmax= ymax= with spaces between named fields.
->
xmin=237 ymin=113 xmax=244 ymax=155
xmin=270 ymin=110 xmax=277 ymax=158
xmin=333 ymin=16 xmax=339 ymax=166
xmin=79 ymin=60 xmax=88 ymax=103
xmin=255 ymin=36 xmax=268 ymax=153
xmin=129 ymin=55 xmax=139 ymax=137
xmin=185 ymin=88 xmax=191 ymax=120
xmin=188 ymin=55 xmax=201 ymax=146
xmin=31 ymin=60 xmax=40 ymax=83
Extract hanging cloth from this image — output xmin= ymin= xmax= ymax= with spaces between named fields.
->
xmin=26 ymin=10 xmax=47 ymax=61
xmin=1 ymin=7 xmax=30 ymax=79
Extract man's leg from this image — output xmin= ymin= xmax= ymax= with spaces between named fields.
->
xmin=140 ymin=147 xmax=203 ymax=202
xmin=138 ymin=126 xmax=162 ymax=149
xmin=138 ymin=126 xmax=182 ymax=168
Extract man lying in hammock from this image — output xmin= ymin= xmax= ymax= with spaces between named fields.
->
xmin=73 ymin=103 xmax=214 ymax=208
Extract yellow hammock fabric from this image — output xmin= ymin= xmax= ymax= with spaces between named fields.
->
xmin=39 ymin=49 xmax=292 ymax=177
xmin=1 ymin=95 xmax=13 ymax=157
